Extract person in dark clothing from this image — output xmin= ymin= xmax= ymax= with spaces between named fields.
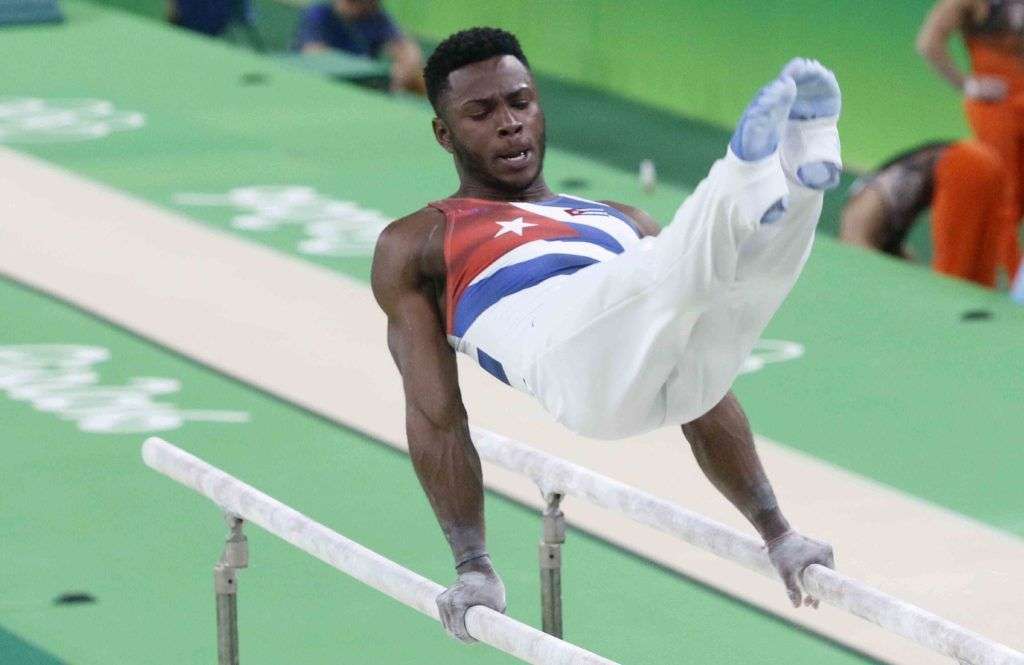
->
xmin=167 ymin=0 xmax=249 ymax=37
xmin=293 ymin=0 xmax=424 ymax=93
xmin=840 ymin=139 xmax=1013 ymax=287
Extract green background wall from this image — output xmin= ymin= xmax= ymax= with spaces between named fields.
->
xmin=386 ymin=0 xmax=972 ymax=170
xmin=80 ymin=0 xmax=975 ymax=170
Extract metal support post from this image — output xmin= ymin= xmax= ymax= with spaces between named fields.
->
xmin=539 ymin=493 xmax=565 ymax=638
xmin=214 ymin=513 xmax=248 ymax=665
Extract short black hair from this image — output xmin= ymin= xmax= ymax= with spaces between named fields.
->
xmin=424 ymin=27 xmax=530 ymax=113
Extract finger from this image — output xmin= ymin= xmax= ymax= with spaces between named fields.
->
xmin=450 ymin=604 xmax=475 ymax=643
xmin=454 ymin=616 xmax=475 ymax=643
xmin=438 ymin=598 xmax=457 ymax=640
xmin=438 ymin=596 xmax=472 ymax=643
xmin=783 ymin=573 xmax=802 ymax=608
xmin=812 ymin=598 xmax=821 ymax=610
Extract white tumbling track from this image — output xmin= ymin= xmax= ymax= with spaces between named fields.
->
xmin=2 ymin=149 xmax=1022 ymax=663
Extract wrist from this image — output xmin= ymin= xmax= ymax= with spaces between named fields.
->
xmin=447 ymin=524 xmax=487 ymax=570
xmin=764 ymin=529 xmax=797 ymax=551
xmin=455 ymin=553 xmax=493 ymax=575
xmin=753 ymin=507 xmax=791 ymax=543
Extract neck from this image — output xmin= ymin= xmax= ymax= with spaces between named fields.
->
xmin=454 ymin=177 xmax=555 ymax=202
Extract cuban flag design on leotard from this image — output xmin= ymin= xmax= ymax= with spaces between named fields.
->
xmin=429 ymin=194 xmax=643 ymax=386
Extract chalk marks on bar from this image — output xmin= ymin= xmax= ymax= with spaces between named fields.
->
xmin=141 ymin=437 xmax=618 ymax=665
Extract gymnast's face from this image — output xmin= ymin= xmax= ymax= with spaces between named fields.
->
xmin=433 ymin=55 xmax=547 ymax=196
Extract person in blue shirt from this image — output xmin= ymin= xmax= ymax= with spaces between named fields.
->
xmin=293 ymin=0 xmax=425 ymax=94
xmin=167 ymin=0 xmax=248 ymax=37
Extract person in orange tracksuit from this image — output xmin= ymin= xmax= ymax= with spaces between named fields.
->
xmin=918 ymin=0 xmax=1024 ymax=284
xmin=841 ymin=139 xmax=1008 ymax=286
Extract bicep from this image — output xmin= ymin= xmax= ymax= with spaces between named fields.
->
xmin=373 ymin=228 xmax=465 ymax=430
xmin=386 ymin=293 xmax=464 ymax=428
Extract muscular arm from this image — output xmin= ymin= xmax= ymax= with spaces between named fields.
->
xmin=684 ymin=393 xmax=835 ymax=609
xmin=371 ymin=212 xmax=487 ymax=569
xmin=681 ymin=393 xmax=790 ymax=541
xmin=917 ymin=0 xmax=981 ymax=90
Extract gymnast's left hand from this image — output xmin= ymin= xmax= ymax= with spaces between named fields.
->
xmin=766 ymin=530 xmax=835 ymax=609
xmin=437 ymin=556 xmax=507 ymax=643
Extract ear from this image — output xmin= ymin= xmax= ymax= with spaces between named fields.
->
xmin=432 ymin=116 xmax=454 ymax=154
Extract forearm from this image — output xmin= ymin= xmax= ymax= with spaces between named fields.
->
xmin=681 ymin=392 xmax=790 ymax=541
xmin=407 ymin=408 xmax=488 ymax=568
xmin=917 ymin=5 xmax=968 ymax=92
xmin=923 ymin=45 xmax=968 ymax=90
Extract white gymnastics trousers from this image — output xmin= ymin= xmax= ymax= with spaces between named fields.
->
xmin=465 ymin=119 xmax=837 ymax=439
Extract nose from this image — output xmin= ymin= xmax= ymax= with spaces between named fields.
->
xmin=496 ymin=107 xmax=523 ymax=137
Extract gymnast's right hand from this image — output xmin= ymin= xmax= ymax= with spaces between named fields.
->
xmin=437 ymin=556 xmax=507 ymax=643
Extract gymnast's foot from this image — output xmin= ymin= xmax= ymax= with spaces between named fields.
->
xmin=730 ymin=76 xmax=797 ymax=163
xmin=782 ymin=58 xmax=842 ymax=191
xmin=729 ymin=74 xmax=798 ymax=224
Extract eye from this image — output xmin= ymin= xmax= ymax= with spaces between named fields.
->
xmin=512 ymin=100 xmax=530 ymax=109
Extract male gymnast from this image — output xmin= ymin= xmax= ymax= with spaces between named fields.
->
xmin=372 ymin=27 xmax=841 ymax=642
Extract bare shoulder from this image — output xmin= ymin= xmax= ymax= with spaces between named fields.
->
xmin=371 ymin=206 xmax=446 ymax=306
xmin=599 ymin=200 xmax=662 ymax=237
xmin=375 ymin=206 xmax=446 ymax=256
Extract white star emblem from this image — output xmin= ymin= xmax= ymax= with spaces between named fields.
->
xmin=494 ymin=217 xmax=537 ymax=238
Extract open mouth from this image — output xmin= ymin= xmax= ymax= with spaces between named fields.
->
xmin=498 ymin=148 xmax=531 ymax=165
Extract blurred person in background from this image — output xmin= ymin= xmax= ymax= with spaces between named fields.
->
xmin=1013 ymin=257 xmax=1024 ymax=301
xmin=841 ymin=139 xmax=1011 ymax=287
xmin=917 ymin=0 xmax=1024 ymax=285
xmin=167 ymin=0 xmax=247 ymax=37
xmin=293 ymin=0 xmax=425 ymax=94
